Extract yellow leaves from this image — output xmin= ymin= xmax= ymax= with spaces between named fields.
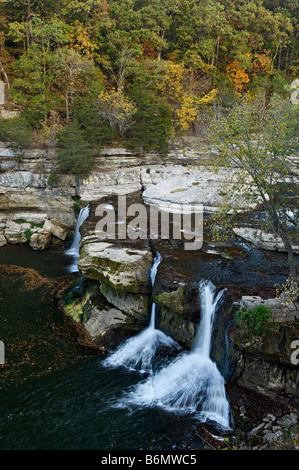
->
xmin=226 ymin=60 xmax=250 ymax=92
xmin=97 ymin=86 xmax=137 ymax=134
xmin=176 ymin=94 xmax=197 ymax=131
xmin=275 ymin=275 xmax=299 ymax=305
xmin=158 ymin=61 xmax=186 ymax=102
xmin=69 ymin=20 xmax=96 ymax=57
xmin=158 ymin=61 xmax=200 ymax=131
xmin=198 ymin=88 xmax=218 ymax=106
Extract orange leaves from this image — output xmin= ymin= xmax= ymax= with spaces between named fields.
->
xmin=252 ymin=53 xmax=272 ymax=75
xmin=226 ymin=60 xmax=250 ymax=92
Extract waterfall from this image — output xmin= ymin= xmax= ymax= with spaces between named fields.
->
xmin=66 ymin=205 xmax=90 ymax=273
xmin=119 ymin=280 xmax=231 ymax=430
xmin=102 ymin=252 xmax=180 ymax=374
xmin=149 ymin=252 xmax=162 ymax=328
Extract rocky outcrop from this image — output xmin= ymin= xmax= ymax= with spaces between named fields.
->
xmin=78 ymin=167 xmax=142 ymax=200
xmin=0 ymin=216 xmax=72 ymax=250
xmin=4 ymin=221 xmax=29 ymax=244
xmin=62 ymin=283 xmax=130 ymax=342
xmin=0 ymin=232 xmax=7 ymax=246
xmin=240 ymin=295 xmax=299 ymax=323
xmin=0 ymin=171 xmax=77 ymax=226
xmin=72 ymin=198 xmax=154 ymax=325
xmin=153 ymin=281 xmax=202 ymax=347
xmin=228 ymin=318 xmax=299 ymax=397
xmin=233 ymin=227 xmax=299 ymax=254
xmin=100 ymin=284 xmax=150 ymax=323
xmin=78 ymin=241 xmax=153 ymax=294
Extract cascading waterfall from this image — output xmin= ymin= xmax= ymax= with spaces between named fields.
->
xmin=119 ymin=280 xmax=231 ymax=430
xmin=102 ymin=252 xmax=180 ymax=374
xmin=65 ymin=205 xmax=90 ymax=273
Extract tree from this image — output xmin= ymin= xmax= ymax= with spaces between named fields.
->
xmin=56 ymin=119 xmax=94 ymax=178
xmin=127 ymin=75 xmax=173 ymax=154
xmin=140 ymin=0 xmax=180 ymax=60
xmin=96 ymin=86 xmax=137 ymax=136
xmin=53 ymin=48 xmax=94 ymax=122
xmin=8 ymin=17 xmax=69 ymax=125
xmin=200 ymin=96 xmax=298 ymax=294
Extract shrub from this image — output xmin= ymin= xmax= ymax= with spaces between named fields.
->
xmin=235 ymin=304 xmax=273 ymax=336
xmin=0 ymin=115 xmax=32 ymax=149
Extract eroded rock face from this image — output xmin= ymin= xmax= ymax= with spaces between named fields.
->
xmin=141 ymin=166 xmax=253 ymax=213
xmin=100 ymin=284 xmax=150 ymax=323
xmin=61 ymin=280 xmax=148 ymax=346
xmin=0 ymin=171 xmax=77 ymax=226
xmin=78 ymin=241 xmax=153 ymax=294
xmin=78 ymin=168 xmax=142 ymax=200
xmin=228 ymin=321 xmax=299 ymax=397
xmin=233 ymin=227 xmax=299 ymax=254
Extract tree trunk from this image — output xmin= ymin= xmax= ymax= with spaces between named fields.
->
xmin=269 ymin=203 xmax=297 ymax=278
xmin=0 ymin=60 xmax=10 ymax=89
xmin=65 ymin=93 xmax=69 ymax=122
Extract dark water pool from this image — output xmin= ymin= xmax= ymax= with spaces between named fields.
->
xmin=0 ymin=242 xmax=294 ymax=450
xmin=0 ymin=245 xmax=202 ymax=450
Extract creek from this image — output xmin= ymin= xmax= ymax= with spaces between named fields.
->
xmin=0 ymin=210 xmax=296 ymax=449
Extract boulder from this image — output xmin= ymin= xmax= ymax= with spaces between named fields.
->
xmin=155 ymin=284 xmax=185 ymax=315
xmin=84 ymin=302 xmax=127 ymax=342
xmin=233 ymin=227 xmax=299 ymax=254
xmin=43 ymin=218 xmax=70 ymax=240
xmin=78 ymin=241 xmax=153 ymax=294
xmin=0 ymin=232 xmax=7 ymax=247
xmin=4 ymin=221 xmax=31 ymax=244
xmin=29 ymin=229 xmax=51 ymax=251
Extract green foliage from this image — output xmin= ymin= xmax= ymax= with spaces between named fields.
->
xmin=201 ymin=96 xmax=299 ymax=278
xmin=15 ymin=219 xmax=42 ymax=228
xmin=73 ymin=197 xmax=82 ymax=215
xmin=24 ymin=229 xmax=32 ymax=242
xmin=0 ymin=0 xmax=298 ymax=150
xmin=126 ymin=75 xmax=172 ymax=154
xmin=74 ymin=97 xmax=117 ymax=147
xmin=0 ymin=115 xmax=32 ymax=148
xmin=235 ymin=304 xmax=274 ymax=336
xmin=48 ymin=173 xmax=60 ymax=186
xmin=56 ymin=120 xmax=94 ymax=178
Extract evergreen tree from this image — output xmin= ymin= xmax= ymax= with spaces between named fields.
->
xmin=56 ymin=120 xmax=94 ymax=178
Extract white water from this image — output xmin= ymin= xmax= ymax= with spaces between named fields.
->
xmin=119 ymin=280 xmax=231 ymax=430
xmin=103 ymin=252 xmax=180 ymax=374
xmin=65 ymin=205 xmax=90 ymax=273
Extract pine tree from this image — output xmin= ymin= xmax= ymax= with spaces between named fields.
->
xmin=56 ymin=120 xmax=93 ymax=178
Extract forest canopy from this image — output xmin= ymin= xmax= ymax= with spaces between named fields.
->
xmin=0 ymin=0 xmax=298 ymax=163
